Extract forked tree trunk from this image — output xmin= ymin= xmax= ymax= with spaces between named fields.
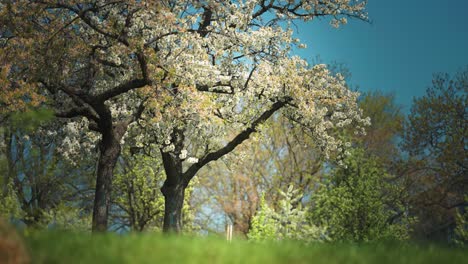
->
xmin=161 ymin=182 xmax=186 ymax=233
xmin=92 ymin=134 xmax=121 ymax=232
xmin=157 ymin=101 xmax=289 ymax=234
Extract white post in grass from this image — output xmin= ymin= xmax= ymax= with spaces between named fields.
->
xmin=226 ymin=224 xmax=233 ymax=242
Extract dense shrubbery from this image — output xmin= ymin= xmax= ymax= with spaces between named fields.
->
xmin=248 ymin=186 xmax=326 ymax=242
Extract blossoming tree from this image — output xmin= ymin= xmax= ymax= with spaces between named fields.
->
xmin=1 ymin=0 xmax=369 ymax=232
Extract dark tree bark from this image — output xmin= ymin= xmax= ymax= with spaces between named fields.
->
xmin=53 ymin=86 xmax=146 ymax=232
xmin=90 ymin=101 xmax=132 ymax=232
xmin=92 ymin=132 xmax=121 ymax=232
xmin=161 ymin=181 xmax=186 ymax=233
xmin=160 ymin=129 xmax=187 ymax=233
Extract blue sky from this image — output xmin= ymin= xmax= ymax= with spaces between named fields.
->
xmin=293 ymin=0 xmax=468 ymax=111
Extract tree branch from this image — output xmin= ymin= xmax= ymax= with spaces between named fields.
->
xmin=196 ymin=82 xmax=234 ymax=94
xmin=183 ymin=98 xmax=290 ymax=183
xmin=198 ymin=7 xmax=213 ymax=37
xmin=95 ymin=79 xmax=148 ymax=102
xmin=55 ymin=107 xmax=91 ymax=119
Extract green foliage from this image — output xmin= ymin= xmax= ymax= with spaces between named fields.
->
xmin=0 ymin=151 xmax=91 ymax=231
xmin=404 ymin=69 xmax=466 ymax=165
xmin=1 ymin=106 xmax=95 ymax=230
xmin=196 ymin=114 xmax=324 ymax=235
xmin=403 ymin=68 xmax=466 ymax=183
xmin=180 ymin=178 xmax=198 ymax=234
xmin=5 ymin=134 xmax=92 ymax=227
xmin=248 ymin=185 xmax=326 ymax=242
xmin=8 ymin=107 xmax=54 ymax=132
xmin=113 ymin=153 xmax=166 ymax=231
xmin=402 ymin=68 xmax=467 ymax=239
xmin=454 ymin=196 xmax=468 ymax=246
xmin=359 ymin=92 xmax=403 ymax=134
xmin=113 ymin=152 xmax=197 ymax=232
xmin=0 ymin=179 xmax=24 ymax=220
xmin=312 ymin=148 xmax=412 ymax=242
xmin=247 ymin=195 xmax=278 ymax=241
xmin=38 ymin=203 xmax=91 ymax=232
xmin=357 ymin=92 xmax=404 ymax=165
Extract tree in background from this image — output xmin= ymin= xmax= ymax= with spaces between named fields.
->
xmin=402 ymin=67 xmax=467 ymax=239
xmin=0 ymin=37 xmax=44 ymax=120
xmin=0 ymin=176 xmax=23 ymax=221
xmin=193 ymin=76 xmax=407 ymax=239
xmin=306 ymin=91 xmax=412 ymax=242
xmin=0 ymin=112 xmax=94 ymax=230
xmin=195 ymin=115 xmax=324 ymax=236
xmin=194 ymin=85 xmax=405 ymax=238
xmin=312 ymin=148 xmax=412 ymax=242
xmin=357 ymin=91 xmax=404 ymax=167
xmin=112 ymin=152 xmax=165 ymax=232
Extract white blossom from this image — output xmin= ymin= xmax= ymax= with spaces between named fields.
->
xmin=187 ymin=157 xmax=199 ymax=164
xmin=179 ymin=149 xmax=188 ymax=159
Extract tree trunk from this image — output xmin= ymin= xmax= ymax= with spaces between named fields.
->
xmin=92 ymin=134 xmax=121 ymax=232
xmin=161 ymin=182 xmax=186 ymax=233
xmin=3 ymin=128 xmax=15 ymax=189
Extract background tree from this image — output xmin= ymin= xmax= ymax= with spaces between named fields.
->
xmin=312 ymin=148 xmax=412 ymax=242
xmin=112 ymin=151 xmax=165 ymax=232
xmin=0 ymin=113 xmax=94 ymax=229
xmin=193 ymin=73 xmax=405 ymax=238
xmin=195 ymin=115 xmax=324 ymax=236
xmin=402 ymin=67 xmax=467 ymax=240
xmin=306 ymin=91 xmax=410 ymax=242
xmin=0 ymin=24 xmax=44 ymax=120
xmin=357 ymin=91 xmax=404 ymax=168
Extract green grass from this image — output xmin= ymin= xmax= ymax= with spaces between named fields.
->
xmin=23 ymin=231 xmax=467 ymax=264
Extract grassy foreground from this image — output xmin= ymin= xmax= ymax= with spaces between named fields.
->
xmin=23 ymin=231 xmax=467 ymax=264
